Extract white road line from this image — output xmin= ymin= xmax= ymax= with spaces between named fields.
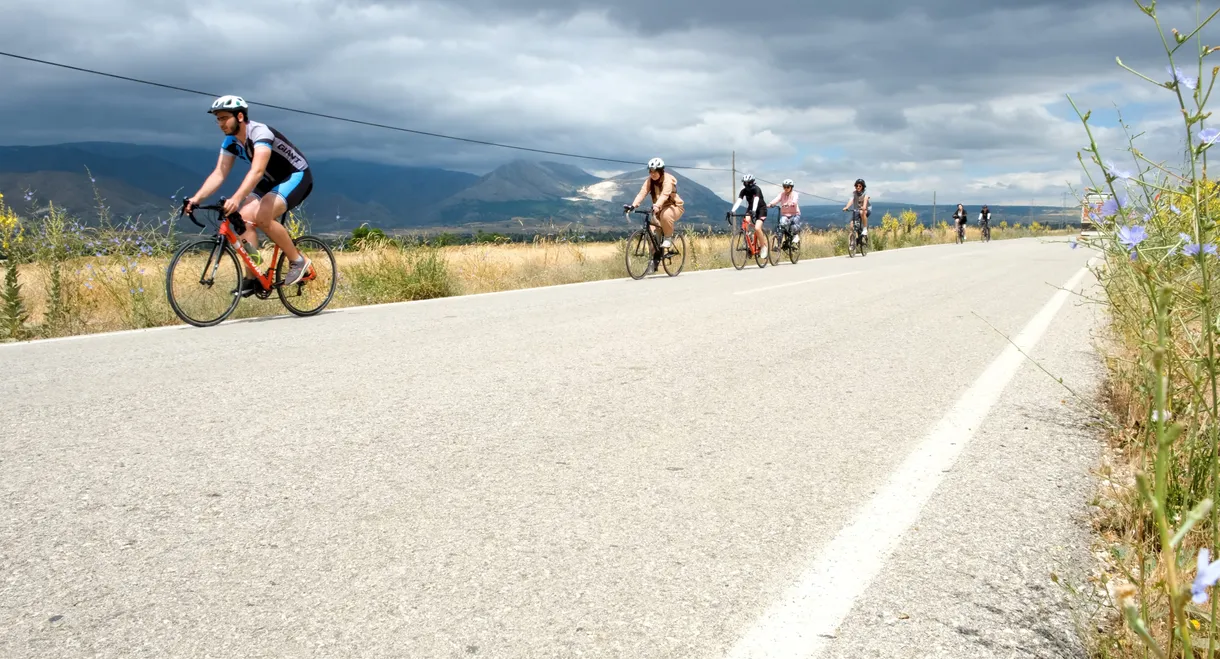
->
xmin=723 ymin=263 xmax=1093 ymax=659
xmin=733 ymin=272 xmax=858 ymax=296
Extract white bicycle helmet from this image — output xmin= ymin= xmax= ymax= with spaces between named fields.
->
xmin=208 ymin=95 xmax=249 ymax=114
xmin=742 ymin=174 xmax=755 ymax=184
xmin=782 ymin=179 xmax=794 ymax=187
xmin=647 ymin=157 xmax=665 ymax=171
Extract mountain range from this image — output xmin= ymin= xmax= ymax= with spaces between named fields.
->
xmin=0 ymin=142 xmax=1080 ymax=235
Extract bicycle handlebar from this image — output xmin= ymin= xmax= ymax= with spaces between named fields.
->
xmin=180 ymin=197 xmax=241 ymax=229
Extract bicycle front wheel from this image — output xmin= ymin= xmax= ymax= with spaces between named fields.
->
xmin=662 ymin=232 xmax=686 ymax=277
xmin=767 ymin=232 xmax=781 ymax=267
xmin=730 ymin=230 xmax=748 ymax=270
xmin=624 ymin=229 xmax=653 ymax=280
xmin=276 ymin=235 xmax=338 ymax=316
xmin=789 ymin=234 xmax=801 ymax=264
xmin=165 ymin=238 xmax=242 ymax=327
xmin=755 ymin=230 xmax=770 ymax=268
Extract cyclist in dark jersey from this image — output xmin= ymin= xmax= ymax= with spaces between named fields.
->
xmin=185 ymin=95 xmax=314 ymax=289
xmin=731 ymin=174 xmax=769 ymax=260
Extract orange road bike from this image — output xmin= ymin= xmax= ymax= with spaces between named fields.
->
xmin=728 ymin=211 xmax=770 ymax=270
xmin=165 ymin=198 xmax=337 ymax=327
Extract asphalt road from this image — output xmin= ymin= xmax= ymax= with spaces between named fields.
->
xmin=0 ymin=236 xmax=1103 ymax=658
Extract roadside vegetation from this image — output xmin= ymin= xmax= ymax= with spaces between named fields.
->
xmin=1059 ymin=2 xmax=1220 ymax=657
xmin=0 ymin=187 xmax=1068 ymax=341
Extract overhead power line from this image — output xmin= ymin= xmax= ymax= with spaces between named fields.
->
xmin=0 ymin=50 xmax=734 ymax=173
xmin=2 ymin=50 xmax=863 ymax=204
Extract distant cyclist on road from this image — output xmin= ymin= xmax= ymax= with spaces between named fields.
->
xmin=184 ymin=95 xmax=314 ymax=292
xmin=842 ymin=178 xmax=870 ymax=238
xmin=731 ymin=174 xmax=769 ymax=260
xmin=978 ymin=204 xmax=992 ymax=230
xmin=626 ymin=157 xmax=684 ymax=274
xmin=768 ymin=179 xmax=801 ymax=246
xmin=953 ymin=204 xmax=968 ymax=237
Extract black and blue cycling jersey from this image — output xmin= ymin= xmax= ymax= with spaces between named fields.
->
xmin=220 ymin=121 xmax=309 ymax=182
xmin=220 ymin=120 xmax=312 ymax=208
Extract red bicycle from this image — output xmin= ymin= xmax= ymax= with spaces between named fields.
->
xmin=728 ymin=211 xmax=770 ymax=270
xmin=165 ymin=197 xmax=337 ymax=327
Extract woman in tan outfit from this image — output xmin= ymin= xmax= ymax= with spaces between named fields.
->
xmin=627 ymin=158 xmax=684 ymax=257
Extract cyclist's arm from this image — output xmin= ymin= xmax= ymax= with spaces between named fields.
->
xmin=768 ymin=193 xmax=781 ymax=208
xmin=230 ymin=144 xmax=273 ymax=202
xmin=190 ymin=151 xmax=236 ymax=202
xmin=629 ymin=178 xmax=649 ymax=209
xmin=731 ymin=196 xmax=743 ymax=213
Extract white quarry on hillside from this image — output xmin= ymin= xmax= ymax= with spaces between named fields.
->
xmin=579 ymin=180 xmax=622 ymax=202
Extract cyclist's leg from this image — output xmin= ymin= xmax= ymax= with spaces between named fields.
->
xmin=861 ymin=208 xmax=869 ymax=235
xmin=754 ymin=218 xmax=766 ymax=255
xmin=657 ymin=204 xmax=681 ymax=247
xmin=251 ymin=191 xmax=302 ymax=262
xmin=231 ymin=195 xmax=264 ymax=291
xmin=254 ymin=170 xmax=314 ymax=284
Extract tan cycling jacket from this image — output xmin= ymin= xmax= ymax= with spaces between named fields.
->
xmin=632 ymin=173 xmax=684 ymax=212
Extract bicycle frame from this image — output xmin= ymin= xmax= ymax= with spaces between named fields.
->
xmin=728 ymin=211 xmax=766 ymax=255
xmin=626 ymin=208 xmax=663 ymax=256
xmin=847 ymin=209 xmax=863 ymax=238
xmin=181 ymin=198 xmax=301 ymax=293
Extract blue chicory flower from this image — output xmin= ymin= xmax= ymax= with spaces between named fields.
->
xmin=1101 ymin=195 xmax=1127 ymax=217
xmin=1118 ymin=224 xmax=1147 ymax=249
xmin=1200 ymin=128 xmax=1220 ymax=146
xmin=1195 ymin=548 xmax=1220 ymax=604
xmin=1170 ymin=65 xmax=1198 ymax=91
xmin=1105 ymin=161 xmax=1134 ymax=180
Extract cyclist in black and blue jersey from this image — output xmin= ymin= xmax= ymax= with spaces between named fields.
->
xmin=184 ymin=95 xmax=314 ymax=290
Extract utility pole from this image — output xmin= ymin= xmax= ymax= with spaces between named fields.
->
xmin=731 ymin=151 xmax=736 ymax=203
xmin=932 ymin=190 xmax=937 ymax=226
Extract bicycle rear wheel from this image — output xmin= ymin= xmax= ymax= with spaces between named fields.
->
xmin=276 ymin=235 xmax=338 ymax=316
xmin=730 ymin=230 xmax=748 ymax=270
xmin=165 ymin=238 xmax=242 ymax=327
xmin=662 ymin=232 xmax=686 ymax=277
xmin=624 ymin=229 xmax=653 ymax=280
xmin=860 ymin=230 xmax=868 ymax=256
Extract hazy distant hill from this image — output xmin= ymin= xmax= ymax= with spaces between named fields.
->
xmin=0 ymin=142 xmax=1079 ymax=234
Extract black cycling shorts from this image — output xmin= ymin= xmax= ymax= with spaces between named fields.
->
xmin=254 ymin=167 xmax=313 ymax=212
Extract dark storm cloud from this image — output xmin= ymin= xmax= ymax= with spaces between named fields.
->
xmin=1 ymin=0 xmax=1217 ymax=202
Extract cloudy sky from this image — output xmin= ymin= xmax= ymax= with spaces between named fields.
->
xmin=2 ymin=0 xmax=1217 ymax=205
